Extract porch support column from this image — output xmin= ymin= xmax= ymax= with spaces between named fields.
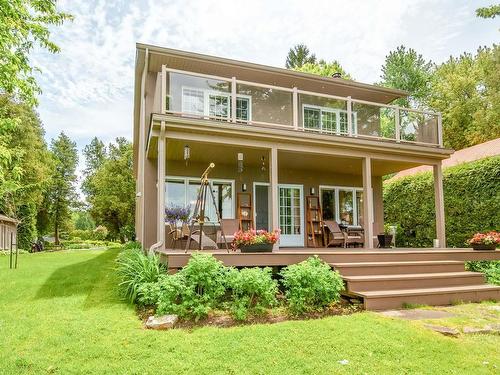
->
xmin=157 ymin=122 xmax=166 ymax=251
xmin=433 ymin=162 xmax=446 ymax=248
xmin=362 ymin=156 xmax=374 ymax=249
xmin=269 ymin=147 xmax=279 ymax=250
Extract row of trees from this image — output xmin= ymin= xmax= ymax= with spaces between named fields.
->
xmin=285 ymin=6 xmax=499 ymax=151
xmin=0 ymin=1 xmax=135 ymax=248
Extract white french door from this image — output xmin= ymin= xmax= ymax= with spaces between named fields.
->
xmin=278 ymin=184 xmax=304 ymax=247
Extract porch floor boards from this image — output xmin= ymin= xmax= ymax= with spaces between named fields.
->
xmin=156 ymin=248 xmax=500 ymax=310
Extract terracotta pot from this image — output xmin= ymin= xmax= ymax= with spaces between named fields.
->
xmin=239 ymin=243 xmax=274 ymax=252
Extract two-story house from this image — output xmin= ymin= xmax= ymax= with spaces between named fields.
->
xmin=132 ymin=43 xmax=500 ymax=310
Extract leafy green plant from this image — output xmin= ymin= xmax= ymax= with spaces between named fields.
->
xmin=280 ymin=256 xmax=344 ymax=315
xmin=466 ymin=261 xmax=500 ymax=285
xmin=153 ymin=253 xmax=228 ymax=321
xmin=226 ymin=267 xmax=278 ymax=321
xmin=115 ymin=249 xmax=166 ymax=303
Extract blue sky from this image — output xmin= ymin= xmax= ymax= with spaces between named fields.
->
xmin=33 ymin=0 xmax=498 ymax=172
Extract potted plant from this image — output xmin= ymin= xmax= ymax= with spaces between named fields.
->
xmin=467 ymin=231 xmax=499 ymax=251
xmin=377 ymin=224 xmax=395 ymax=248
xmin=165 ymin=205 xmax=191 ymax=225
xmin=232 ymin=229 xmax=280 ymax=252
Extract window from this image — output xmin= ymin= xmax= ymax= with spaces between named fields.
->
xmin=165 ymin=177 xmax=234 ymax=222
xmin=320 ymin=186 xmax=364 ymax=226
xmin=181 ymin=87 xmax=251 ymax=121
xmin=208 ymin=93 xmax=230 ymax=119
xmin=303 ymin=105 xmax=357 ymax=134
xmin=236 ymin=97 xmax=250 ymax=121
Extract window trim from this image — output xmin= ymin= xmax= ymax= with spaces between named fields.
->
xmin=166 ymin=175 xmax=235 ymax=220
xmin=181 ymin=86 xmax=252 ymax=121
xmin=302 ymin=104 xmax=357 ymax=135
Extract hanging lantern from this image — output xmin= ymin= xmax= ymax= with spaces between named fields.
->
xmin=184 ymin=145 xmax=190 ymax=165
xmin=237 ymin=152 xmax=244 ymax=173
xmin=261 ymin=156 xmax=266 ymax=172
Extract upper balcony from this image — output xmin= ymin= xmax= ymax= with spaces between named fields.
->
xmin=157 ymin=68 xmax=442 ymax=148
xmin=136 ymin=44 xmax=444 ymax=159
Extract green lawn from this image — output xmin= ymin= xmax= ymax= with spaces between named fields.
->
xmin=1 ymin=249 xmax=498 ymax=374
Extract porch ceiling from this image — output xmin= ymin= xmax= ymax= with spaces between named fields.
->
xmin=166 ymin=139 xmax=425 ymax=177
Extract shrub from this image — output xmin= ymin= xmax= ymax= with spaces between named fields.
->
xmin=466 ymin=261 xmax=500 ymax=285
xmin=154 ymin=253 xmax=228 ymax=321
xmin=280 ymin=256 xmax=344 ymax=315
xmin=384 ymin=156 xmax=500 ymax=247
xmin=116 ymin=249 xmax=167 ymax=303
xmin=93 ymin=225 xmax=109 ymax=241
xmin=123 ymin=241 xmax=142 ymax=250
xmin=226 ymin=267 xmax=278 ymax=320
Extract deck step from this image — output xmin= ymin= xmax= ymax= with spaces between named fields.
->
xmin=331 ymin=260 xmax=465 ymax=276
xmin=344 ymin=272 xmax=485 ymax=291
xmin=352 ymin=284 xmax=500 ymax=310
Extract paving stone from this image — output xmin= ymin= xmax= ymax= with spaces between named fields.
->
xmin=380 ymin=309 xmax=455 ymax=320
xmin=424 ymin=324 xmax=460 ymax=337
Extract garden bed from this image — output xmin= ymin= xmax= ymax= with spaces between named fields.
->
xmin=137 ymin=300 xmax=363 ymax=329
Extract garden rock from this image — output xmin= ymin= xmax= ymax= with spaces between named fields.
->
xmin=424 ymin=324 xmax=459 ymax=337
xmin=146 ymin=315 xmax=178 ymax=330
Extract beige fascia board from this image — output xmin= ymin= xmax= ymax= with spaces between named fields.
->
xmin=148 ymin=114 xmax=453 ymax=163
xmin=136 ymin=43 xmax=408 ymax=100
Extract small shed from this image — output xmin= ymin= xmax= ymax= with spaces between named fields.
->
xmin=0 ymin=214 xmax=19 ymax=250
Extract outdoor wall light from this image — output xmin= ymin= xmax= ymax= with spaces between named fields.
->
xmin=183 ymin=145 xmax=190 ymax=165
xmin=237 ymin=152 xmax=244 ymax=173
xmin=242 ymin=183 xmax=247 ymax=192
xmin=310 ymin=187 xmax=316 ymax=195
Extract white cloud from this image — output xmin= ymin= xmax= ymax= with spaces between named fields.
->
xmin=33 ymin=0 xmax=499 ymax=159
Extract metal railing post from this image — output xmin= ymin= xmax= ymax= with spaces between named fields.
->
xmin=347 ymin=96 xmax=353 ymax=136
xmin=293 ymin=87 xmax=298 ymax=130
xmin=395 ymin=106 xmax=401 ymax=142
xmin=437 ymin=113 xmax=443 ymax=147
xmin=231 ymin=77 xmax=237 ymax=123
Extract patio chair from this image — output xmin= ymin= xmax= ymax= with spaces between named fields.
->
xmin=184 ymin=223 xmax=218 ymax=250
xmin=216 ymin=219 xmax=239 ymax=245
xmin=345 ymin=226 xmax=364 ymax=248
xmin=323 ymin=220 xmax=346 ymax=248
xmin=167 ymin=223 xmax=183 ymax=249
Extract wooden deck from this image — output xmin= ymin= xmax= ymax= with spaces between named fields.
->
xmin=157 ymin=248 xmax=500 ymax=269
xmin=157 ymin=248 xmax=500 ymax=310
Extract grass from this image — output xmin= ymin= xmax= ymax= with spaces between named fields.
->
xmin=1 ymin=249 xmax=499 ymax=374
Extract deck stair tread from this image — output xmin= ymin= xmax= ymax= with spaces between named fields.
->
xmin=331 ymin=260 xmax=464 ymax=267
xmin=343 ymin=271 xmax=482 ymax=281
xmin=352 ymin=284 xmax=500 ymax=298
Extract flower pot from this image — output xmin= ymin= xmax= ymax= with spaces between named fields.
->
xmin=377 ymin=234 xmax=393 ymax=248
xmin=239 ymin=243 xmax=274 ymax=252
xmin=471 ymin=244 xmax=497 ymax=251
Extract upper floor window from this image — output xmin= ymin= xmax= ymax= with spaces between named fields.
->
xmin=303 ymin=105 xmax=357 ymax=135
xmin=181 ymin=87 xmax=251 ymax=121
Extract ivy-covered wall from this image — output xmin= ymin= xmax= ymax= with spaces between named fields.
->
xmin=384 ymin=156 xmax=500 ymax=248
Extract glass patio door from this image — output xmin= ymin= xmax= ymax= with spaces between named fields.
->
xmin=278 ymin=185 xmax=304 ymax=247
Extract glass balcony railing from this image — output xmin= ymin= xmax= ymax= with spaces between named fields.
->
xmin=160 ymin=69 xmax=442 ymax=147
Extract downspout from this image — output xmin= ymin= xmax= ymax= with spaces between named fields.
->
xmin=149 ymin=121 xmax=166 ymax=255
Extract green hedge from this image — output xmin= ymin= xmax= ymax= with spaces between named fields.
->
xmin=384 ymin=156 xmax=500 ymax=248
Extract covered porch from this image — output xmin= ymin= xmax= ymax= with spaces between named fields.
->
xmin=144 ymin=127 xmax=448 ymax=253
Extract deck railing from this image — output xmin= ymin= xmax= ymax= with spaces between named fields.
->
xmin=159 ymin=67 xmax=443 ymax=147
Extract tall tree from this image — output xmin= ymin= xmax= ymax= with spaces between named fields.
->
xmin=0 ymin=95 xmax=53 ymax=248
xmin=379 ymin=46 xmax=434 ymax=108
xmin=0 ymin=0 xmax=72 ymax=106
xmin=429 ymin=45 xmax=500 ymax=150
xmin=87 ymin=138 xmax=135 ymax=243
xmin=476 ymin=4 xmax=500 ymax=18
xmin=47 ymin=132 xmax=78 ymax=244
xmin=82 ymin=137 xmax=107 ymax=197
xmin=295 ymin=59 xmax=353 ymax=80
xmin=285 ymin=44 xmax=316 ymax=69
